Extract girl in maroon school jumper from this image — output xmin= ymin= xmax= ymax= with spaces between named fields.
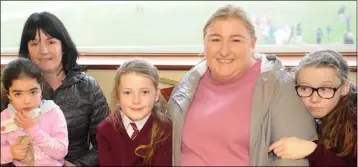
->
xmin=96 ymin=59 xmax=172 ymax=166
xmin=268 ymin=50 xmax=356 ymax=166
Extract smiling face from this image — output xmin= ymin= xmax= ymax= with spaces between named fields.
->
xmin=27 ymin=29 xmax=63 ymax=73
xmin=7 ymin=76 xmax=42 ymax=113
xmin=296 ymin=66 xmax=349 ymax=118
xmin=117 ymin=72 xmax=160 ymax=121
xmin=204 ymin=17 xmax=256 ymax=83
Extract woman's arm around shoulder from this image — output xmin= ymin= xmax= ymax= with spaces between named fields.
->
xmin=270 ymin=72 xmax=318 ymax=165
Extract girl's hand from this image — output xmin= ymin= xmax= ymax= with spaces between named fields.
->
xmin=10 ymin=144 xmax=28 ymax=160
xmin=268 ymin=137 xmax=317 ymax=160
xmin=14 ymin=111 xmax=41 ymax=130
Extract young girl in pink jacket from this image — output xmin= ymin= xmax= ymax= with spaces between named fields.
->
xmin=1 ymin=57 xmax=68 ymax=166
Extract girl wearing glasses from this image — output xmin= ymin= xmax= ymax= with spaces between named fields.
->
xmin=96 ymin=59 xmax=172 ymax=166
xmin=269 ymin=50 xmax=356 ymax=166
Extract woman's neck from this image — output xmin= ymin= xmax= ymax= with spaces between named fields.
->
xmin=43 ymin=68 xmax=66 ymax=91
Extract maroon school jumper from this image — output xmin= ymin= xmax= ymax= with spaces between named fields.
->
xmin=97 ymin=115 xmax=172 ymax=166
xmin=306 ymin=112 xmax=357 ymax=166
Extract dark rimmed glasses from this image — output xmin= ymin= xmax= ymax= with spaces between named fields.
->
xmin=295 ymin=82 xmax=344 ymax=99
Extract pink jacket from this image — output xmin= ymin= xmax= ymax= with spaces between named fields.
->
xmin=1 ymin=100 xmax=68 ymax=166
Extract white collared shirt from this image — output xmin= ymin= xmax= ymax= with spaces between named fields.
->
xmin=120 ymin=111 xmax=151 ymax=137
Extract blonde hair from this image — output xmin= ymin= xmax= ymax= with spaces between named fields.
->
xmin=203 ymin=4 xmax=256 ymax=39
xmin=107 ymin=59 xmax=171 ymax=165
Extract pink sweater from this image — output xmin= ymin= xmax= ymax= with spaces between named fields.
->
xmin=1 ymin=100 xmax=68 ymax=166
xmin=180 ymin=61 xmax=261 ymax=166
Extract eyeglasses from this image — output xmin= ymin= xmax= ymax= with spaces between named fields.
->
xmin=295 ymin=82 xmax=344 ymax=99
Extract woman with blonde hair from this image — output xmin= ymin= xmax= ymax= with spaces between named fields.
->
xmin=168 ymin=4 xmax=317 ymax=166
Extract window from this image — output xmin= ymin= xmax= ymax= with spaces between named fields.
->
xmin=1 ymin=1 xmax=356 ymax=71
xmin=1 ymin=1 xmax=356 ymax=52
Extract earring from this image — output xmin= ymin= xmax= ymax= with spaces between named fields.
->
xmin=154 ymin=99 xmax=159 ymax=104
xmin=115 ymin=104 xmax=121 ymax=111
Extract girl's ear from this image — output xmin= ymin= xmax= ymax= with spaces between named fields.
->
xmin=341 ymin=82 xmax=350 ymax=96
xmin=6 ymin=91 xmax=11 ymax=102
xmin=155 ymin=88 xmax=161 ymax=102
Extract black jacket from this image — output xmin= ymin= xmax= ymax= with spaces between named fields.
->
xmin=44 ymin=71 xmax=109 ymax=166
xmin=1 ymin=71 xmax=109 ymax=166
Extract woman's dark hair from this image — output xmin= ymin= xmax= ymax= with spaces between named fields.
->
xmin=1 ymin=57 xmax=44 ymax=97
xmin=18 ymin=11 xmax=84 ymax=74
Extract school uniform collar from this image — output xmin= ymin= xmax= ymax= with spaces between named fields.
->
xmin=120 ymin=111 xmax=151 ymax=131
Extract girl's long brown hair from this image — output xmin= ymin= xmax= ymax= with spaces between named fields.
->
xmin=296 ymin=50 xmax=357 ymax=157
xmin=107 ymin=59 xmax=171 ymax=166
xmin=318 ymin=84 xmax=356 ymax=157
